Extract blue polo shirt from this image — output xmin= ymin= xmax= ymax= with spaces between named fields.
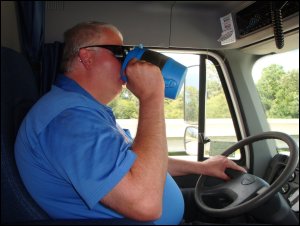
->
xmin=15 ymin=74 xmax=184 ymax=224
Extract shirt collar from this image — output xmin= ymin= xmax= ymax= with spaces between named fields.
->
xmin=54 ymin=74 xmax=113 ymax=112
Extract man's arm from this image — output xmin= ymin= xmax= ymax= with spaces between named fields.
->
xmin=168 ymin=155 xmax=246 ymax=181
xmin=101 ymin=60 xmax=168 ymax=221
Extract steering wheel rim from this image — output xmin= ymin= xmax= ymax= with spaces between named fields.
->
xmin=194 ymin=131 xmax=299 ymax=217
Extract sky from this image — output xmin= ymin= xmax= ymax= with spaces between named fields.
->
xmin=252 ymin=49 xmax=299 ymax=83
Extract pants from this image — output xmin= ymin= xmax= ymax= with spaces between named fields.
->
xmin=180 ymin=188 xmax=224 ymax=225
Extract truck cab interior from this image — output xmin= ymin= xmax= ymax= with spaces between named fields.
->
xmin=1 ymin=1 xmax=299 ymax=225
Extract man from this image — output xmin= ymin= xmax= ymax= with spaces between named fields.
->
xmin=15 ymin=21 xmax=246 ymax=224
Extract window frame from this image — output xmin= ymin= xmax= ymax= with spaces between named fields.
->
xmin=203 ymin=54 xmax=247 ymax=166
xmin=173 ymin=49 xmax=250 ymax=166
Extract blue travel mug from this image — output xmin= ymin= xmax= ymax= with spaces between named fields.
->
xmin=120 ymin=46 xmax=187 ymax=99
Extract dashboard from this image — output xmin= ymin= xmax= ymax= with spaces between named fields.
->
xmin=264 ymin=154 xmax=299 ymax=213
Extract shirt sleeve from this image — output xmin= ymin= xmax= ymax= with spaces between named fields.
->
xmin=41 ymin=107 xmax=137 ymax=209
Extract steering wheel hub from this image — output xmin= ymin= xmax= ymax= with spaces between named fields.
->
xmin=241 ymin=175 xmax=255 ymax=185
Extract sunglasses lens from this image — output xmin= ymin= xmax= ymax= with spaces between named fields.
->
xmin=114 ymin=47 xmax=129 ymax=63
xmin=80 ymin=45 xmax=129 ymax=63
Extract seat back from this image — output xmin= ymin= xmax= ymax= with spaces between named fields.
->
xmin=1 ymin=47 xmax=50 ymax=224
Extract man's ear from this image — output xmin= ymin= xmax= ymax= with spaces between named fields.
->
xmin=78 ymin=49 xmax=93 ymax=69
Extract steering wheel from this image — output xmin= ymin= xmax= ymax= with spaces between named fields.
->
xmin=194 ymin=131 xmax=299 ymax=218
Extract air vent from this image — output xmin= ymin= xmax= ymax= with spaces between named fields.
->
xmin=235 ymin=1 xmax=299 ymax=37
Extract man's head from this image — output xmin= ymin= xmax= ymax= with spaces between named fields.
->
xmin=61 ymin=21 xmax=126 ymax=105
xmin=61 ymin=21 xmax=123 ymax=72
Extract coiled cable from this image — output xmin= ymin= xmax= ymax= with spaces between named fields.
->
xmin=270 ymin=1 xmax=288 ymax=49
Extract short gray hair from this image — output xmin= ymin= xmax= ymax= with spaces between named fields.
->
xmin=60 ymin=21 xmax=123 ymax=72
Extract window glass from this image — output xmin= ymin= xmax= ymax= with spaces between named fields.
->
xmin=205 ymin=59 xmax=239 ymax=159
xmin=252 ymin=49 xmax=299 ymax=155
xmin=159 ymin=53 xmax=240 ymax=161
xmin=110 ymin=51 xmax=240 ymax=161
xmin=163 ymin=53 xmax=199 ymax=161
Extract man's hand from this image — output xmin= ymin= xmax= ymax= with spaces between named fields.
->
xmin=201 ymin=155 xmax=247 ymax=181
xmin=168 ymin=155 xmax=247 ymax=181
xmin=125 ymin=58 xmax=164 ymax=102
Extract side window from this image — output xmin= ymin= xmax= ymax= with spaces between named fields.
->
xmin=183 ymin=57 xmax=240 ymax=161
xmin=205 ymin=59 xmax=239 ymax=159
xmin=163 ymin=53 xmax=200 ymax=161
xmin=163 ymin=53 xmax=241 ymax=161
xmin=252 ymin=49 xmax=299 ymax=155
xmin=110 ymin=51 xmax=241 ymax=162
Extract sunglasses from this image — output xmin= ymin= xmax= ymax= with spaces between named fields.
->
xmin=79 ymin=45 xmax=130 ymax=63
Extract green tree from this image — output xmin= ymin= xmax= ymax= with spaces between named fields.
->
xmin=257 ymin=65 xmax=299 ymax=118
xmin=207 ymin=80 xmax=222 ymax=99
xmin=269 ymin=69 xmax=299 ymax=118
xmin=164 ymin=93 xmax=184 ymax=118
xmin=185 ymin=86 xmax=198 ymax=122
xmin=206 ymin=78 xmax=230 ymax=118
xmin=257 ymin=64 xmax=285 ymax=112
xmin=110 ymin=88 xmax=184 ymax=119
xmin=206 ymin=93 xmax=230 ymax=118
xmin=109 ymin=89 xmax=138 ymax=119
xmin=112 ymin=99 xmax=138 ymax=119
